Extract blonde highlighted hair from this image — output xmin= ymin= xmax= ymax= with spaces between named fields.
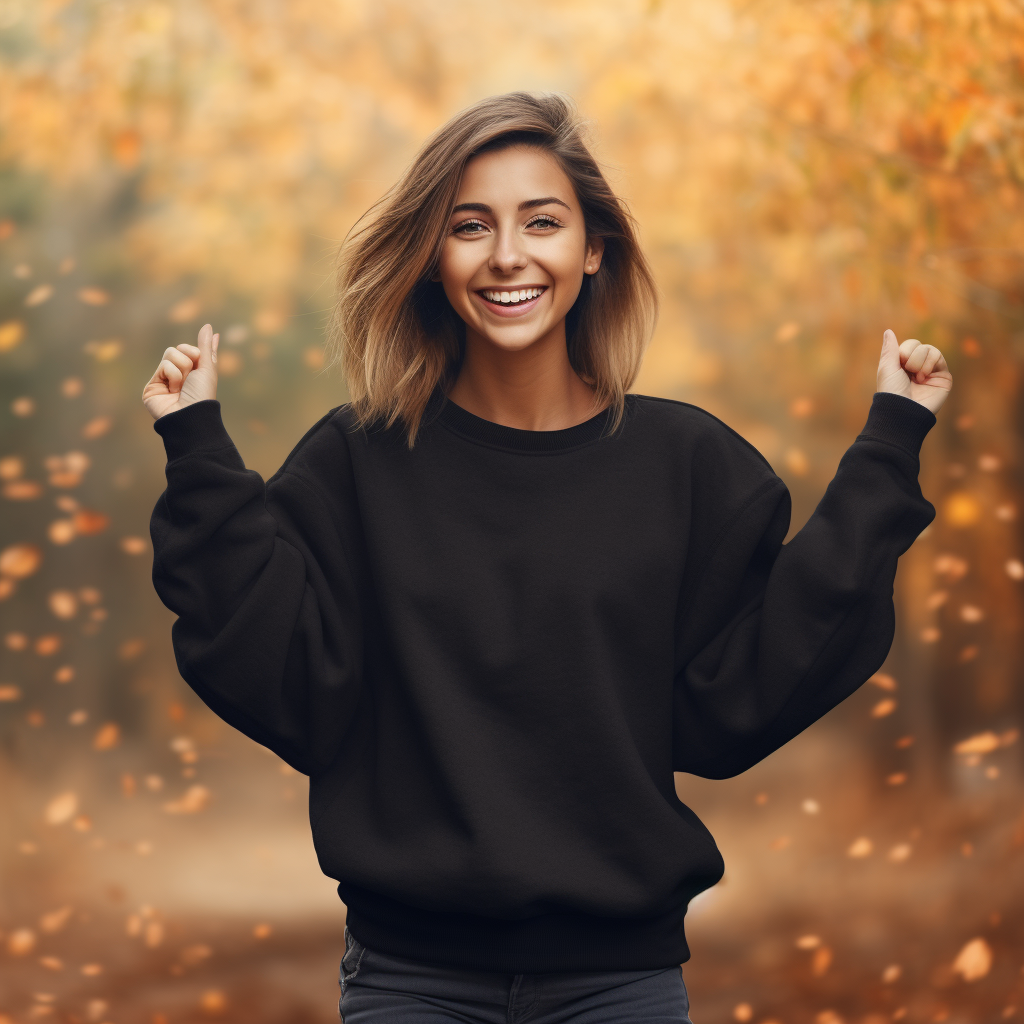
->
xmin=326 ymin=91 xmax=658 ymax=446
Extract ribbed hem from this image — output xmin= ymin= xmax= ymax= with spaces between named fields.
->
xmin=857 ymin=392 xmax=936 ymax=459
xmin=436 ymin=396 xmax=616 ymax=453
xmin=152 ymin=400 xmax=233 ymax=461
xmin=339 ymin=881 xmax=691 ymax=974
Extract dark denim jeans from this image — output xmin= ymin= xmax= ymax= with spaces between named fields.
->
xmin=338 ymin=925 xmax=694 ymax=1023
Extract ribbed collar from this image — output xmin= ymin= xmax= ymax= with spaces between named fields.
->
xmin=434 ymin=395 xmax=617 ymax=453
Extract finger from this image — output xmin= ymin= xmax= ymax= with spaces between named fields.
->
xmin=898 ymin=338 xmax=921 ymax=365
xmin=919 ymin=346 xmax=943 ymax=377
xmin=904 ymin=343 xmax=931 ymax=374
xmin=156 ymin=358 xmax=184 ymax=393
xmin=162 ymin=346 xmax=194 ymax=373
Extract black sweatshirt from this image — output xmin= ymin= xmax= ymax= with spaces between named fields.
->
xmin=150 ymin=389 xmax=936 ymax=973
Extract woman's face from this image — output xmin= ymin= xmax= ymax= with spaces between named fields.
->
xmin=436 ymin=145 xmax=603 ymax=354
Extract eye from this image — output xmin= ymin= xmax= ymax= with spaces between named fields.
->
xmin=453 ymin=219 xmax=489 ymax=236
xmin=525 ymin=215 xmax=562 ymax=230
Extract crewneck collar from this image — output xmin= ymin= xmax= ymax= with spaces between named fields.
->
xmin=434 ymin=394 xmax=617 ymax=453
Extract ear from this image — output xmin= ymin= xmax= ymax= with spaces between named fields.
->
xmin=584 ymin=236 xmax=605 ymax=275
xmin=429 ymin=268 xmax=442 ymax=283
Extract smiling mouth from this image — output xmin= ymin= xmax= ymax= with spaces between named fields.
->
xmin=477 ymin=286 xmax=547 ymax=307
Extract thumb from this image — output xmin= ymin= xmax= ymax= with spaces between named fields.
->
xmin=876 ymin=328 xmax=906 ymax=393
xmin=196 ymin=323 xmax=216 ymax=370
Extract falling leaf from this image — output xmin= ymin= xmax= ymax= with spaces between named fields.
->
xmin=168 ymin=296 xmax=202 ymax=322
xmin=163 ymin=784 xmax=211 ymax=814
xmin=1005 ymin=559 xmax=1024 ymax=581
xmin=80 ymin=963 xmax=103 ymax=976
xmin=11 ymin=396 xmax=35 ymax=416
xmin=253 ymin=923 xmax=272 ymax=939
xmin=44 ymin=791 xmax=78 ymax=825
xmin=24 ymin=284 xmax=54 ymax=306
xmin=925 ymin=590 xmax=948 ymax=611
xmin=847 ymin=837 xmax=873 ymax=858
xmin=39 ymin=906 xmax=73 ymax=933
xmin=39 ymin=956 xmax=64 ymax=971
xmin=122 ymin=773 xmax=137 ymax=797
xmin=886 ymin=772 xmax=908 ymax=786
xmin=871 ymin=698 xmax=897 ymax=718
xmin=200 ymin=990 xmax=228 ymax=1016
xmin=943 ymin=492 xmax=982 ymax=528
xmin=895 ymin=735 xmax=915 ymax=749
xmin=81 ymin=415 xmax=113 ymax=438
xmin=48 ymin=519 xmax=76 ymax=544
xmin=144 ymin=920 xmax=165 ymax=948
xmin=61 ymin=376 xmax=83 ymax=396
xmin=0 ymin=685 xmax=21 ymax=701
xmin=93 ymin=722 xmax=120 ymax=750
xmin=882 ymin=964 xmax=902 ymax=983
xmin=118 ymin=638 xmax=146 ymax=660
xmin=811 ymin=946 xmax=833 ymax=976
xmin=960 ymin=604 xmax=984 ymax=623
xmin=77 ymin=287 xmax=110 ymax=305
xmin=68 ymin=709 xmax=88 ymax=725
xmin=0 ymin=543 xmax=42 ymax=578
xmin=868 ymin=672 xmax=897 ymax=690
xmin=83 ymin=339 xmax=122 ymax=361
xmin=180 ymin=944 xmax=213 ymax=966
xmin=887 ymin=843 xmax=912 ymax=863
xmin=801 ymin=798 xmax=820 ymax=814
xmin=0 ymin=320 xmax=25 ymax=351
xmin=733 ymin=1004 xmax=753 ymax=1022
xmin=951 ymin=937 xmax=992 ymax=981
xmin=958 ymin=645 xmax=979 ymax=663
xmin=120 ymin=536 xmax=148 ymax=554
xmin=978 ymin=453 xmax=1001 ymax=471
xmin=795 ymin=934 xmax=821 ymax=950
xmin=995 ymin=503 xmax=1017 ymax=522
xmin=7 ymin=928 xmax=36 ymax=955
xmin=815 ymin=1010 xmax=842 ymax=1024
xmin=4 ymin=480 xmax=44 ymax=499
xmin=73 ymin=509 xmax=110 ymax=535
xmin=954 ymin=732 xmax=1000 ymax=755
xmin=933 ymin=553 xmax=969 ymax=580
xmin=48 ymin=590 xmax=78 ymax=619
xmin=303 ymin=346 xmax=325 ymax=369
xmin=789 ymin=397 xmax=813 ymax=418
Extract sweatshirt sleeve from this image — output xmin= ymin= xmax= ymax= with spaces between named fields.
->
xmin=149 ymin=400 xmax=364 ymax=776
xmin=672 ymin=391 xmax=936 ymax=779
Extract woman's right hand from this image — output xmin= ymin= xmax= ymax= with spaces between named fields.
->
xmin=142 ymin=323 xmax=219 ymax=421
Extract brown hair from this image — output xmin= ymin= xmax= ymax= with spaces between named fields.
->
xmin=326 ymin=91 xmax=658 ymax=446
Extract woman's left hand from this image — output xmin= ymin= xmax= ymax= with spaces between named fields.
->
xmin=876 ymin=328 xmax=952 ymax=415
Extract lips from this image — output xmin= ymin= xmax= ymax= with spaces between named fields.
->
xmin=476 ymin=285 xmax=547 ymax=318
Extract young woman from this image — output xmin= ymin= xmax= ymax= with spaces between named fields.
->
xmin=143 ymin=92 xmax=951 ymax=1023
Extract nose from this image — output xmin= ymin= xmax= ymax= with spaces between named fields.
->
xmin=487 ymin=226 xmax=528 ymax=276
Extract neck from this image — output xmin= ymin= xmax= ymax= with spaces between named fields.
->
xmin=447 ymin=321 xmax=607 ymax=431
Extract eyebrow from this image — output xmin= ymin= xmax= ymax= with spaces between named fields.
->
xmin=451 ymin=196 xmax=572 ymax=215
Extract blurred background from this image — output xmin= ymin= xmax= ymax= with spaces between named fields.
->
xmin=1 ymin=0 xmax=1023 ymax=1021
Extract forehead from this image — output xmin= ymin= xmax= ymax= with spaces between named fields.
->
xmin=455 ymin=145 xmax=576 ymax=207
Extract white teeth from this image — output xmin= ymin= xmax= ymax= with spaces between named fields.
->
xmin=483 ymin=287 xmax=543 ymax=304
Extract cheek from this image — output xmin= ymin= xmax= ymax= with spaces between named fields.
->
xmin=438 ymin=241 xmax=476 ymax=291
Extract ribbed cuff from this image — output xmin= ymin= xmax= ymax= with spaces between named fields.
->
xmin=152 ymin=399 xmax=234 ymax=461
xmin=857 ymin=391 xmax=936 ymax=459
